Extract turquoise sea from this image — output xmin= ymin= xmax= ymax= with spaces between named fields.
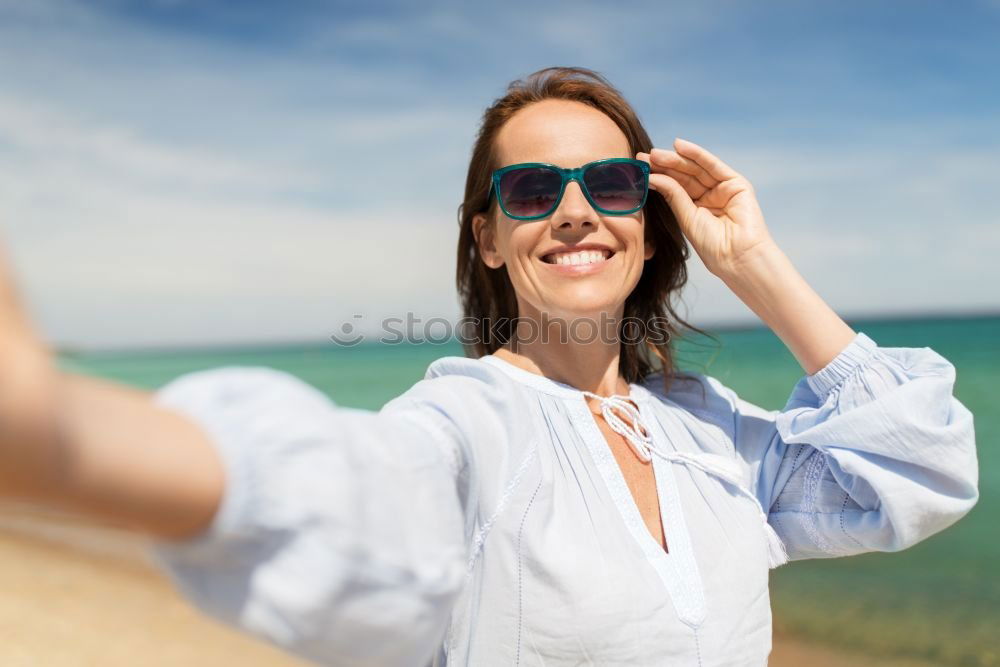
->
xmin=57 ymin=314 xmax=1000 ymax=666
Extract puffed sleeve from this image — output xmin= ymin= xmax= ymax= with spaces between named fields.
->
xmin=714 ymin=331 xmax=979 ymax=561
xmin=147 ymin=366 xmax=472 ymax=667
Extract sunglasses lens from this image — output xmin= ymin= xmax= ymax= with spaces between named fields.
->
xmin=498 ymin=167 xmax=562 ymax=218
xmin=583 ymin=162 xmax=647 ymax=212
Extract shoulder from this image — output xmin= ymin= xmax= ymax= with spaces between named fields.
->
xmin=380 ymin=355 xmax=536 ymax=445
xmin=638 ymin=368 xmax=785 ymax=446
xmin=639 ymin=369 xmax=739 ymax=426
xmin=384 ymin=354 xmax=525 ymax=408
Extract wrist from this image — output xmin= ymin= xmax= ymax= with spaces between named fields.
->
xmin=0 ymin=345 xmax=60 ymax=498
xmin=714 ymin=237 xmax=786 ymax=285
xmin=712 ymin=238 xmax=857 ymax=375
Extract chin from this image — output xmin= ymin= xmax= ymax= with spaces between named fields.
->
xmin=540 ymin=290 xmax=622 ymax=321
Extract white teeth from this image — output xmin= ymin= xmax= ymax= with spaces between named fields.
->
xmin=550 ymin=250 xmax=609 ymax=265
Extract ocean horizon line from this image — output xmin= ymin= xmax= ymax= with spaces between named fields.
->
xmin=52 ymin=307 xmax=1000 ymax=358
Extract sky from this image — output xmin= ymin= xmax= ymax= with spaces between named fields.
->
xmin=1 ymin=0 xmax=998 ymax=350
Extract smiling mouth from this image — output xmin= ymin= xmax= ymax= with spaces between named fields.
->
xmin=541 ymin=249 xmax=614 ymax=266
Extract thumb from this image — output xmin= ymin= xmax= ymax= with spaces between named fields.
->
xmin=649 ymin=173 xmax=697 ymax=227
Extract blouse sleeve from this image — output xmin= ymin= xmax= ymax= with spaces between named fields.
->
xmin=147 ymin=366 xmax=472 ymax=667
xmin=717 ymin=331 xmax=979 ymax=561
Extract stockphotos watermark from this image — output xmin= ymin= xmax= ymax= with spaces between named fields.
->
xmin=329 ymin=312 xmax=672 ymax=347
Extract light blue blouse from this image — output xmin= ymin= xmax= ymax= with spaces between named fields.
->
xmin=148 ymin=331 xmax=979 ymax=666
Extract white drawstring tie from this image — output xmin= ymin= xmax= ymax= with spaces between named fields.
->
xmin=582 ymin=391 xmax=658 ymax=462
xmin=582 ymin=391 xmax=789 ymax=569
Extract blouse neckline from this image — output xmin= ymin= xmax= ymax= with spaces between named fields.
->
xmin=437 ymin=352 xmax=709 ymax=627
xmin=479 ymin=353 xmax=652 ymax=404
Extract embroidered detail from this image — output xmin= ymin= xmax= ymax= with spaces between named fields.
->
xmin=840 ymin=490 xmax=866 ymax=549
xmin=465 ymin=443 xmax=538 ymax=575
xmin=802 ymin=449 xmax=835 ymax=554
xmin=515 ymin=480 xmax=543 ymax=667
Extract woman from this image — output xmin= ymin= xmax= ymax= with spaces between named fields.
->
xmin=0 ymin=67 xmax=979 ymax=666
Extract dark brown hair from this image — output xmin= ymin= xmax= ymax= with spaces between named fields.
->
xmin=455 ymin=66 xmax=716 ymax=394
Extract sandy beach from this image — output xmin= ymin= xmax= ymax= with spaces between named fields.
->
xmin=0 ymin=505 xmax=932 ymax=667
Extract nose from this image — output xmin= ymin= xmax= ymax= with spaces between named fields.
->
xmin=550 ymin=179 xmax=598 ymax=233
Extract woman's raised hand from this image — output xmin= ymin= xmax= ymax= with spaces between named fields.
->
xmin=638 ymin=140 xmax=859 ymax=375
xmin=637 ymin=138 xmax=775 ymax=278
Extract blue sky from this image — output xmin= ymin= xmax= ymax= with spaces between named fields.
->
xmin=1 ymin=0 xmax=997 ymax=349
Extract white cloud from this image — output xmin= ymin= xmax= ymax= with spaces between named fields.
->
xmin=0 ymin=95 xmax=322 ymax=196
xmin=4 ymin=176 xmax=461 ymax=347
xmin=0 ymin=0 xmax=995 ymax=350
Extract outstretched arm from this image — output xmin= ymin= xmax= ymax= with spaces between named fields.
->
xmin=0 ymin=239 xmax=224 ymax=540
xmin=0 ymin=239 xmax=475 ymax=666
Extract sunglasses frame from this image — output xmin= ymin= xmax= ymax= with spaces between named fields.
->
xmin=486 ymin=157 xmax=650 ymax=221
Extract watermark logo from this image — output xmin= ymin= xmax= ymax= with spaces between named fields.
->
xmin=329 ymin=312 xmax=672 ymax=347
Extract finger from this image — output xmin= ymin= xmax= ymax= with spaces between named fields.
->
xmin=648 ymin=148 xmax=716 ymax=189
xmin=637 ymin=152 xmax=708 ymax=198
xmin=660 ymin=167 xmax=708 ymax=199
xmin=673 ymin=138 xmax=739 ymax=182
xmin=694 ymin=176 xmax=747 ymax=210
xmin=648 ymin=173 xmax=698 ymax=227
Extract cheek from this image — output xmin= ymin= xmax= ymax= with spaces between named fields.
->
xmin=615 ymin=218 xmax=648 ymax=261
xmin=612 ymin=223 xmax=651 ymax=291
xmin=498 ymin=223 xmax=541 ymax=266
xmin=498 ymin=225 xmax=554 ymax=305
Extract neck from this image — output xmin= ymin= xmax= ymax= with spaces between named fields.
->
xmin=492 ymin=303 xmax=630 ymax=397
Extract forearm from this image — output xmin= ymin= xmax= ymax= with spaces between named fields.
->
xmin=0 ymin=358 xmax=224 ymax=541
xmin=716 ymin=240 xmax=857 ymax=376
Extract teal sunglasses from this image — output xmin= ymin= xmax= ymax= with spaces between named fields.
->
xmin=486 ymin=157 xmax=650 ymax=221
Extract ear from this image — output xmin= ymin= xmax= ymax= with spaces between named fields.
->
xmin=473 ymin=213 xmax=505 ymax=269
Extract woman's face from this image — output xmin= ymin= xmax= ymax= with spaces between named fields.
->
xmin=473 ymin=99 xmax=654 ymax=323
